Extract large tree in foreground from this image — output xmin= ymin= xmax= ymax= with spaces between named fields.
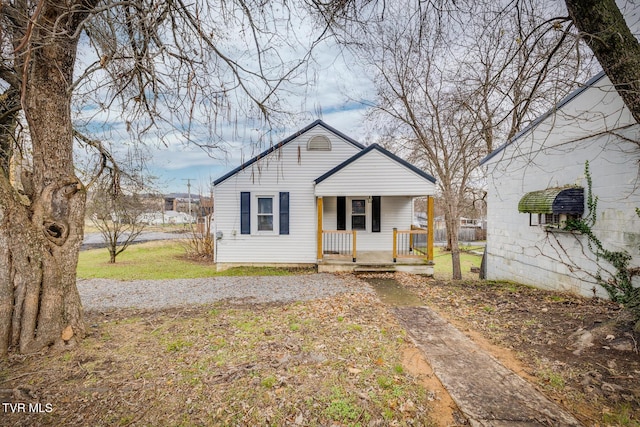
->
xmin=0 ymin=0 xmax=316 ymax=357
xmin=0 ymin=1 xmax=95 ymax=356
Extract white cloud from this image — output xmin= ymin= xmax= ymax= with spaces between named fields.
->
xmin=70 ymin=3 xmax=377 ymax=194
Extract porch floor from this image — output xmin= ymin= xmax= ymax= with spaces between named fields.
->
xmin=318 ymin=251 xmax=433 ymax=275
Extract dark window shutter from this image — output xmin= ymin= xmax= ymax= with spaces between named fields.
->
xmin=337 ymin=197 xmax=346 ymax=230
xmin=372 ymin=196 xmax=381 ymax=232
xmin=240 ymin=192 xmax=250 ymax=234
xmin=279 ymin=192 xmax=289 ymax=235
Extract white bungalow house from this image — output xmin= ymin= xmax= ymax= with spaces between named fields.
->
xmin=213 ymin=120 xmax=437 ymax=273
xmin=480 ymin=72 xmax=640 ymax=298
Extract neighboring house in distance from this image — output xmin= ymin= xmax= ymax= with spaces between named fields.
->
xmin=480 ymin=72 xmax=640 ymax=298
xmin=139 ymin=210 xmax=194 ymax=225
xmin=199 ymin=197 xmax=214 ymax=217
xmin=213 ymin=120 xmax=437 ymax=273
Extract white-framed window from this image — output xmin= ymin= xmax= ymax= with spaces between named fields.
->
xmin=257 ymin=196 xmax=274 ymax=232
xmin=543 ymin=213 xmax=581 ymax=229
xmin=528 ymin=213 xmax=581 ymax=229
xmin=240 ymin=192 xmax=289 ymax=235
xmin=351 ymin=199 xmax=366 ymax=230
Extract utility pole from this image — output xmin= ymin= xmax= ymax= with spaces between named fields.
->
xmin=182 ymin=178 xmax=194 ymax=223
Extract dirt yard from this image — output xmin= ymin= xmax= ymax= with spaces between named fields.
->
xmin=1 ymin=274 xmax=639 ymax=426
xmin=0 ymin=281 xmax=448 ymax=427
xmin=394 ymin=273 xmax=640 ymax=427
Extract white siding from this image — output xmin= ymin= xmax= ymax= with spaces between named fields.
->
xmin=321 ymin=196 xmax=414 ymax=251
xmin=484 ymin=75 xmax=640 ymax=297
xmin=322 ymin=196 xmax=337 ymax=230
xmin=214 ymin=125 xmax=361 ymax=264
xmin=359 ymin=196 xmax=413 ymax=251
xmin=315 ymin=149 xmax=436 ymax=196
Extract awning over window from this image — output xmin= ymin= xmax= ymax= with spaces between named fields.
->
xmin=518 ymin=187 xmax=584 ymax=214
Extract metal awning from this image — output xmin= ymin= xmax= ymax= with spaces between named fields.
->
xmin=518 ymin=187 xmax=584 ymax=214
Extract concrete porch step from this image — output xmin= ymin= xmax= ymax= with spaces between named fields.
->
xmin=353 ymin=264 xmax=397 ymax=272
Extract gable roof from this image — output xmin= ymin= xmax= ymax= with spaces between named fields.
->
xmin=213 ymin=120 xmax=366 ymax=186
xmin=479 ymin=71 xmax=608 ymax=166
xmin=314 ymin=143 xmax=436 ymax=184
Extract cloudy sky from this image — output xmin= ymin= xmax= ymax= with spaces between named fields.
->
xmin=145 ymin=47 xmax=373 ymax=195
xmin=73 ymin=5 xmax=374 ymax=196
xmin=71 ymin=1 xmax=639 ymax=196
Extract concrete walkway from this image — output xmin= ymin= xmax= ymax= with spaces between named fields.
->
xmin=392 ymin=306 xmax=583 ymax=427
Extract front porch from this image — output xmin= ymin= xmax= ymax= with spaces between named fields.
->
xmin=316 ymin=196 xmax=435 ymax=275
xmin=318 ymin=250 xmax=434 ymax=274
xmin=313 ymin=144 xmax=437 ymax=274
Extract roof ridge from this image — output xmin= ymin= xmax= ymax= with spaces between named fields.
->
xmin=315 ymin=143 xmax=436 ymax=184
xmin=213 ymin=120 xmax=365 ymax=186
xmin=480 ymin=71 xmax=608 ymax=166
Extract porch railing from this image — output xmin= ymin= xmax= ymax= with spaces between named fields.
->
xmin=321 ymin=230 xmax=357 ymax=262
xmin=393 ymin=227 xmax=430 ymax=263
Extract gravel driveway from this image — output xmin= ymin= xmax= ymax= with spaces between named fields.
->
xmin=78 ymin=274 xmax=372 ymax=311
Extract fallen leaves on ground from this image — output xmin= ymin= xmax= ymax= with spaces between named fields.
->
xmin=392 ymin=273 xmax=640 ymax=426
xmin=1 ymin=283 xmax=439 ymax=426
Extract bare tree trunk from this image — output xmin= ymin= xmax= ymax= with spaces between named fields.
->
xmin=0 ymin=185 xmax=13 ymax=356
xmin=443 ymin=204 xmax=462 ymax=280
xmin=0 ymin=89 xmax=20 ymax=176
xmin=565 ymin=0 xmax=640 ymax=125
xmin=451 ymin=239 xmax=462 ymax=280
xmin=0 ymin=2 xmax=88 ymax=356
xmin=1 ymin=0 xmax=310 ymax=357
xmin=0 ymin=89 xmax=20 ymax=356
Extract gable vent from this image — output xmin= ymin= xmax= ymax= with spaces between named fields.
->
xmin=307 ymin=135 xmax=331 ymax=151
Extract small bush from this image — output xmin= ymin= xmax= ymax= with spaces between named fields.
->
xmin=183 ymin=215 xmax=214 ymax=262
